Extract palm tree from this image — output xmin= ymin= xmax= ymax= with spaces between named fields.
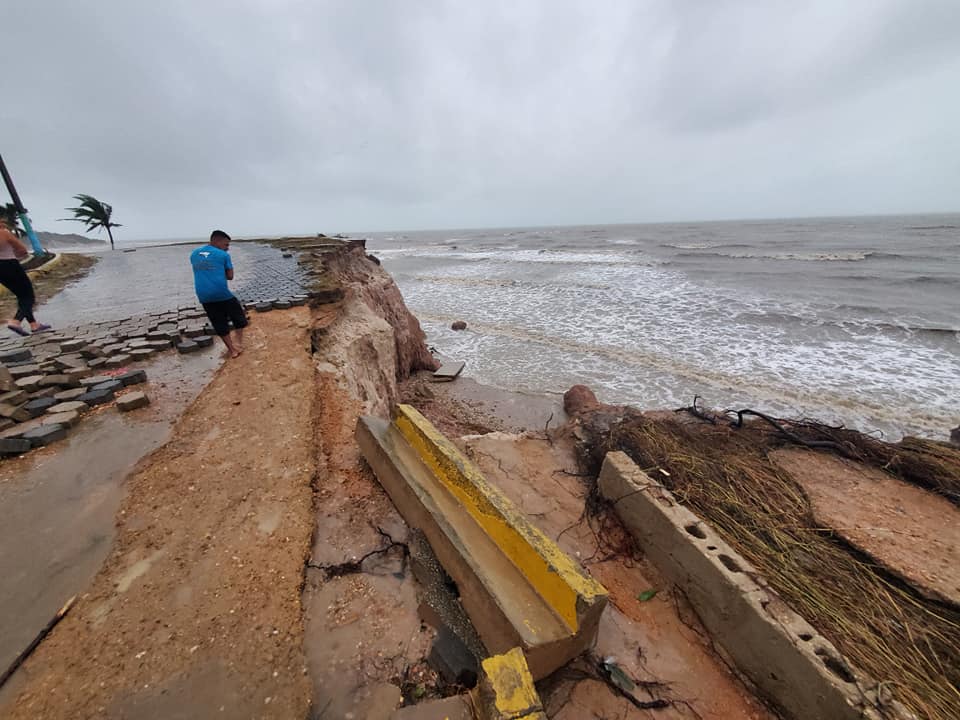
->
xmin=1 ymin=203 xmax=24 ymax=237
xmin=61 ymin=194 xmax=121 ymax=250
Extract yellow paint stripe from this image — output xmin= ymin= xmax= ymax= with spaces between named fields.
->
xmin=394 ymin=404 xmax=605 ymax=632
xmin=481 ymin=647 xmax=543 ymax=718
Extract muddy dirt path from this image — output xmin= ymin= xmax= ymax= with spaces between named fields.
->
xmin=3 ymin=308 xmax=317 ymax=720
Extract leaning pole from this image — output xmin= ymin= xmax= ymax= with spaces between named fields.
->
xmin=0 ymin=153 xmax=45 ymax=255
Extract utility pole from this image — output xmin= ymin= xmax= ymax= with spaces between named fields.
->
xmin=0 ymin=153 xmax=45 ymax=255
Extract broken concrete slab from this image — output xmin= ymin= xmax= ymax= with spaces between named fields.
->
xmin=0 ymin=402 xmax=32 ymax=423
xmin=54 ymin=387 xmax=87 ymax=402
xmin=597 ymin=451 xmax=917 ymax=720
xmin=79 ymin=389 xmax=114 ymax=407
xmin=42 ymin=410 xmax=81 ymax=428
xmin=116 ymin=392 xmax=150 ymax=412
xmin=117 ymin=369 xmax=147 ymax=386
xmin=22 ymin=423 xmax=67 ymax=447
xmin=46 ymin=401 xmax=90 ymax=416
xmin=24 ymin=397 xmax=58 ymax=418
xmin=356 ymin=404 xmax=607 ymax=680
xmin=432 ymin=362 xmax=465 ymax=382
xmin=0 ymin=437 xmax=32 ymax=455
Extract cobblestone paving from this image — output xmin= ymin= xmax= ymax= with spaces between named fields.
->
xmin=35 ymin=242 xmax=310 ymax=326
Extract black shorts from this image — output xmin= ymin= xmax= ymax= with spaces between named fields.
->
xmin=201 ymin=297 xmax=249 ymax=336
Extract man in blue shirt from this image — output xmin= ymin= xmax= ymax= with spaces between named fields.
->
xmin=190 ymin=230 xmax=248 ymax=358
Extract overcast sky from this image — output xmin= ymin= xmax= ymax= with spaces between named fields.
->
xmin=3 ymin=1 xmax=959 ymax=240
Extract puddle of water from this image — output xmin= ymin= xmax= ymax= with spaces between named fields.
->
xmin=0 ymin=347 xmax=221 ymax=685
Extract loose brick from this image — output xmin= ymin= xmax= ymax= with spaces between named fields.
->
xmin=79 ymin=389 xmax=114 ymax=407
xmin=15 ymin=375 xmax=44 ymax=392
xmin=116 ymin=391 xmax=150 ymax=412
xmin=0 ymin=403 xmax=31 ymax=422
xmin=93 ymin=380 xmax=124 ymax=394
xmin=54 ymin=387 xmax=86 ymax=402
xmin=24 ymin=397 xmax=58 ymax=418
xmin=0 ymin=437 xmax=31 ymax=455
xmin=42 ymin=410 xmax=81 ymax=427
xmin=39 ymin=374 xmax=80 ymax=388
xmin=46 ymin=401 xmax=90 ymax=415
xmin=176 ymin=340 xmax=200 ymax=354
xmin=22 ymin=424 xmax=67 ymax=447
xmin=118 ymin=369 xmax=147 ymax=386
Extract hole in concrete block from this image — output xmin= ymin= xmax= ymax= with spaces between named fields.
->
xmin=685 ymin=523 xmax=707 ymax=539
xmin=799 ymin=633 xmax=813 ymax=642
xmin=717 ymin=554 xmax=742 ymax=573
xmin=707 ymin=545 xmax=717 ymax=551
xmin=814 ymin=647 xmax=856 ymax=684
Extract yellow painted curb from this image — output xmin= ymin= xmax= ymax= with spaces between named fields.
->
xmin=478 ymin=647 xmax=546 ymax=720
xmin=393 ymin=404 xmax=606 ymax=633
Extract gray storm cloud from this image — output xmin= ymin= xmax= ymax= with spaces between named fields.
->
xmin=2 ymin=0 xmax=958 ymax=239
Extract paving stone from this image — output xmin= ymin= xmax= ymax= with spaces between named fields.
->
xmin=0 ymin=417 xmax=45 ymax=439
xmin=104 ymin=354 xmax=132 ymax=368
xmin=80 ymin=375 xmax=113 ymax=387
xmin=128 ymin=339 xmax=152 ymax=349
xmin=273 ymin=300 xmax=292 ymax=309
xmin=39 ymin=374 xmax=80 ymax=388
xmin=0 ymin=418 xmax=13 ymax=431
xmin=15 ymin=375 xmax=44 ymax=392
xmin=24 ymin=397 xmax=58 ymax=418
xmin=129 ymin=348 xmax=156 ymax=360
xmin=54 ymin=354 xmax=88 ymax=371
xmin=0 ymin=437 xmax=31 ymax=455
xmin=87 ymin=357 xmax=109 ymax=369
xmin=54 ymin=387 xmax=87 ymax=402
xmin=79 ymin=389 xmax=114 ymax=407
xmin=148 ymin=339 xmax=174 ymax=350
xmin=42 ymin=410 xmax=81 ymax=427
xmin=29 ymin=386 xmax=60 ymax=399
xmin=0 ymin=389 xmax=28 ymax=405
xmin=0 ymin=349 xmax=32 ymax=363
xmin=59 ymin=339 xmax=87 ymax=353
xmin=22 ymin=424 xmax=67 ymax=447
xmin=176 ymin=340 xmax=200 ymax=354
xmin=79 ymin=345 xmax=105 ymax=359
xmin=118 ymin=369 xmax=147 ymax=386
xmin=0 ymin=403 xmax=31 ymax=422
xmin=102 ymin=343 xmax=127 ymax=355
xmin=63 ymin=367 xmax=93 ymax=381
xmin=182 ymin=327 xmax=207 ymax=338
xmin=193 ymin=335 xmax=214 ymax=348
xmin=116 ymin=391 xmax=150 ymax=412
xmin=9 ymin=364 xmax=42 ymax=379
xmin=255 ymin=302 xmax=273 ymax=312
xmin=0 ymin=365 xmax=13 ymax=392
xmin=93 ymin=380 xmax=124 ymax=394
xmin=146 ymin=331 xmax=170 ymax=341
xmin=290 ymin=295 xmax=309 ymax=306
xmin=47 ymin=400 xmax=90 ymax=415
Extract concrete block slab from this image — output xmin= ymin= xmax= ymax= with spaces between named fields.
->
xmin=432 ymin=362 xmax=465 ymax=382
xmin=22 ymin=424 xmax=67 ymax=447
xmin=59 ymin=339 xmax=87 ymax=353
xmin=24 ymin=397 xmax=57 ymax=418
xmin=39 ymin=374 xmax=80 ymax=388
xmin=104 ymin=354 xmax=132 ymax=368
xmin=15 ymin=375 xmax=44 ymax=392
xmin=598 ymin=452 xmax=917 ymax=720
xmin=273 ymin=300 xmax=292 ymax=309
xmin=176 ymin=340 xmax=199 ymax=354
xmin=54 ymin=387 xmax=86 ymax=402
xmin=116 ymin=391 xmax=150 ymax=412
xmin=0 ymin=437 xmax=31 ymax=455
xmin=79 ymin=389 xmax=114 ymax=407
xmin=0 ymin=365 xmax=13 ymax=392
xmin=117 ymin=369 xmax=147 ymax=386
xmin=128 ymin=348 xmax=155 ymax=360
xmin=0 ymin=390 xmax=28 ymax=406
xmin=93 ymin=380 xmax=124 ymax=394
xmin=47 ymin=401 xmax=90 ymax=415
xmin=0 ymin=402 xmax=32 ymax=422
xmin=0 ymin=349 xmax=32 ymax=363
xmin=80 ymin=374 xmax=113 ymax=388
xmin=193 ymin=335 xmax=214 ymax=347
xmin=43 ymin=410 xmax=81 ymax=428
xmin=9 ymin=364 xmax=42 ymax=379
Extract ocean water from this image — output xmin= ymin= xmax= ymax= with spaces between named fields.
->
xmin=366 ymin=215 xmax=960 ymax=440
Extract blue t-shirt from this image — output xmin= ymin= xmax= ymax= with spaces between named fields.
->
xmin=190 ymin=245 xmax=234 ymax=303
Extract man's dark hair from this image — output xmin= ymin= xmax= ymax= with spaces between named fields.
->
xmin=210 ymin=230 xmax=231 ymax=242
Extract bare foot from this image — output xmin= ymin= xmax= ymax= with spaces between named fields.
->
xmin=230 ymin=348 xmax=243 ymax=359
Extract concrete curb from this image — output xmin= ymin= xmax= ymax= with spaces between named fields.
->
xmin=356 ymin=404 xmax=607 ymax=679
xmin=598 ymin=451 xmax=916 ymax=720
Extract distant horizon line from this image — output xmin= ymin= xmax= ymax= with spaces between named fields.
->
xmin=39 ymin=209 xmax=960 ymax=244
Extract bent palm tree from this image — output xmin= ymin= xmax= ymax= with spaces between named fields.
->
xmin=61 ymin=194 xmax=121 ymax=250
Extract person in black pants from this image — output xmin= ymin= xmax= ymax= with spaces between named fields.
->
xmin=0 ymin=217 xmax=50 ymax=336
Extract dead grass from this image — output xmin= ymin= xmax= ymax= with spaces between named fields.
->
xmin=582 ymin=414 xmax=960 ymax=720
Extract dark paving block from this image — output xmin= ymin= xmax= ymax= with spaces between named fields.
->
xmin=80 ymin=374 xmax=113 ymax=388
xmin=273 ymin=300 xmax=292 ymax=309
xmin=193 ymin=335 xmax=214 ymax=348
xmin=255 ymin=302 xmax=273 ymax=312
xmin=0 ymin=349 xmax=32 ymax=363
xmin=116 ymin=391 xmax=150 ymax=411
xmin=93 ymin=380 xmax=124 ymax=394
xmin=427 ymin=625 xmax=480 ymax=687
xmin=22 ymin=424 xmax=67 ymax=447
xmin=79 ymin=388 xmax=114 ymax=407
xmin=24 ymin=397 xmax=58 ymax=418
xmin=0 ymin=437 xmax=32 ymax=455
xmin=118 ymin=369 xmax=148 ymax=386
xmin=176 ymin=340 xmax=200 ymax=354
